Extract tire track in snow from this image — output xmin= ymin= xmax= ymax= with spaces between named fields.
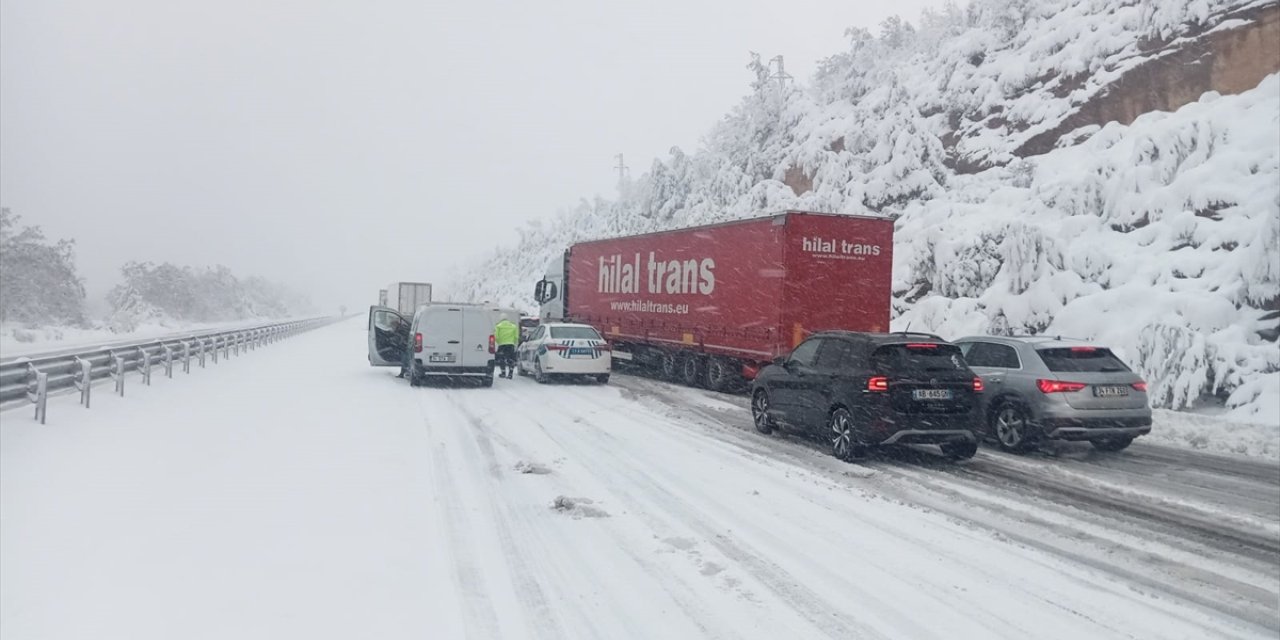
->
xmin=429 ymin=392 xmax=570 ymax=640
xmin=413 ymin=396 xmax=504 ymax=640
xmin=600 ymin=375 xmax=1278 ymax=637
xmin=446 ymin=392 xmax=742 ymax=640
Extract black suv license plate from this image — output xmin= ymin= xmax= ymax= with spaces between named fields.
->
xmin=1095 ymin=385 xmax=1129 ymax=397
xmin=913 ymin=389 xmax=953 ymax=401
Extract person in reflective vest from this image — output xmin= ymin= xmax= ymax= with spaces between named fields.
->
xmin=494 ymin=318 xmax=519 ymax=378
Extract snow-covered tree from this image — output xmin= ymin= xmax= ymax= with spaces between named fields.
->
xmin=0 ymin=207 xmax=86 ymax=326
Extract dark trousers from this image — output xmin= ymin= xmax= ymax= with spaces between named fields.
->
xmin=496 ymin=344 xmax=516 ymax=371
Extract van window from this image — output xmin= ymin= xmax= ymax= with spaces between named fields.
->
xmin=549 ymin=326 xmax=601 ymax=340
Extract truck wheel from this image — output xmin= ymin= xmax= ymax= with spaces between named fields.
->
xmin=704 ymin=357 xmax=737 ymax=392
xmin=659 ymin=352 xmax=680 ymax=381
xmin=680 ymin=355 xmax=703 ymax=387
xmin=751 ymin=390 xmax=774 ymax=435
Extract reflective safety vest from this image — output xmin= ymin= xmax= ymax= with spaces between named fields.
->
xmin=494 ymin=320 xmax=519 ymax=346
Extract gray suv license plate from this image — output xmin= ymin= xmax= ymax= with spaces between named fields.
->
xmin=913 ymin=389 xmax=953 ymax=401
xmin=1094 ymin=385 xmax=1129 ymax=397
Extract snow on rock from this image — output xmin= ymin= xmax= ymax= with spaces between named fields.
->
xmin=447 ymin=0 xmax=1278 ymax=422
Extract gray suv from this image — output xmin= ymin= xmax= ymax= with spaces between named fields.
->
xmin=953 ymin=336 xmax=1152 ymax=452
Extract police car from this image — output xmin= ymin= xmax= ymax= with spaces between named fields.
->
xmin=516 ymin=322 xmax=611 ymax=384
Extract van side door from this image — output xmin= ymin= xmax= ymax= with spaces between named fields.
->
xmin=368 ymin=305 xmax=408 ymax=366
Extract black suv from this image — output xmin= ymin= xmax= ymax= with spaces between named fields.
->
xmin=750 ymin=332 xmax=984 ymax=461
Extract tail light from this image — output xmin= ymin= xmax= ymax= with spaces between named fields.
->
xmin=973 ymin=377 xmax=984 ymax=392
xmin=599 ymin=342 xmax=612 ymax=351
xmin=1038 ymin=379 xmax=1086 ymax=393
xmin=1132 ymin=381 xmax=1148 ymax=391
xmin=867 ymin=376 xmax=889 ymax=392
xmin=414 ymin=333 xmax=422 ymax=353
xmin=905 ymin=343 xmax=937 ymax=349
xmin=488 ymin=335 xmax=495 ymax=354
xmin=1070 ymin=346 xmax=1096 ymax=352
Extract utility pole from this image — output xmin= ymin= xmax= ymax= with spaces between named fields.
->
xmin=769 ymin=55 xmax=793 ymax=94
xmin=614 ymin=153 xmax=630 ymax=191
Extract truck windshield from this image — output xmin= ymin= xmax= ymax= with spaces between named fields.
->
xmin=549 ymin=326 xmax=602 ymax=340
xmin=871 ymin=344 xmax=966 ymax=373
xmin=1038 ymin=348 xmax=1130 ymax=372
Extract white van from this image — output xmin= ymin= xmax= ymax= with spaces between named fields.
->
xmin=367 ymin=303 xmax=497 ymax=387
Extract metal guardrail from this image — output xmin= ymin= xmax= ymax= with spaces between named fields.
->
xmin=0 ymin=317 xmax=338 ymax=424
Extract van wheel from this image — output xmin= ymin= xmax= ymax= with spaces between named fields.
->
xmin=480 ymin=373 xmax=494 ymax=388
xmin=596 ymin=374 xmax=610 ymax=384
xmin=408 ymin=364 xmax=422 ymax=387
xmin=992 ymin=403 xmax=1033 ymax=452
xmin=680 ymin=355 xmax=703 ymax=387
xmin=705 ymin=357 xmax=737 ymax=392
xmin=830 ymin=407 xmax=868 ymax=461
xmin=751 ymin=390 xmax=774 ymax=435
xmin=534 ymin=360 xmax=549 ymax=384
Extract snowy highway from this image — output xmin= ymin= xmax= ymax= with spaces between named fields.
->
xmin=2 ymin=318 xmax=1277 ymax=639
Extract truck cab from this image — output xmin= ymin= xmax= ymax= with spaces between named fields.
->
xmin=534 ymin=253 xmax=566 ymax=321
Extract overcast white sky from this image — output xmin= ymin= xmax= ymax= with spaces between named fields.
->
xmin=2 ymin=0 xmax=951 ymax=312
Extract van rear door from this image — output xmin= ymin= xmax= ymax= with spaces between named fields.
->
xmin=419 ymin=306 xmax=465 ymax=365
xmin=461 ymin=308 xmax=496 ymax=368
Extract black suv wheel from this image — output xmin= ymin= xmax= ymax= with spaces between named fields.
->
xmin=829 ymin=407 xmax=868 ymax=461
xmin=751 ymin=389 xmax=774 ymax=435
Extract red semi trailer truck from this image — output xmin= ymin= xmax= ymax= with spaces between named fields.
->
xmin=533 ymin=211 xmax=894 ymax=390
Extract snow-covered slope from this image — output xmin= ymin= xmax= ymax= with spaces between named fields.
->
xmin=449 ymin=0 xmax=1279 ymax=422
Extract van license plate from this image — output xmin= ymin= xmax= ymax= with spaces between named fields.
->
xmin=428 ymin=355 xmax=455 ymax=363
xmin=1094 ymin=385 xmax=1129 ymax=397
xmin=913 ymin=389 xmax=953 ymax=401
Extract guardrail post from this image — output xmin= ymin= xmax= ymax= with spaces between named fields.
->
xmin=222 ymin=335 xmax=230 ymax=360
xmin=163 ymin=345 xmax=174 ymax=378
xmin=138 ymin=347 xmax=152 ymax=386
xmin=74 ymin=356 xmax=92 ymax=408
xmin=182 ymin=341 xmax=192 ymax=374
xmin=26 ymin=364 xmax=48 ymax=424
xmin=211 ymin=338 xmax=220 ymax=364
xmin=234 ymin=332 xmax=242 ymax=356
xmin=112 ymin=353 xmax=126 ymax=396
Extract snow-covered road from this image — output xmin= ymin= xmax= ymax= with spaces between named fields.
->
xmin=2 ymin=319 xmax=1276 ymax=639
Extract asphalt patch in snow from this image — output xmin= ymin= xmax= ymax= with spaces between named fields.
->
xmin=551 ymin=496 xmax=609 ymax=518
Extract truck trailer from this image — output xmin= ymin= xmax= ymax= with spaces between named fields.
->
xmin=385 ymin=282 xmax=433 ymax=315
xmin=534 ymin=211 xmax=894 ymax=390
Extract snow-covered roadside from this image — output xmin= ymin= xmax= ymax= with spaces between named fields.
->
xmin=0 ymin=317 xmax=296 ymax=359
xmin=1146 ymin=408 xmax=1280 ymax=461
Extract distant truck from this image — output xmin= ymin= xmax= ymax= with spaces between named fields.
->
xmin=534 ymin=211 xmax=894 ymax=390
xmin=385 ymin=282 xmax=433 ymax=315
